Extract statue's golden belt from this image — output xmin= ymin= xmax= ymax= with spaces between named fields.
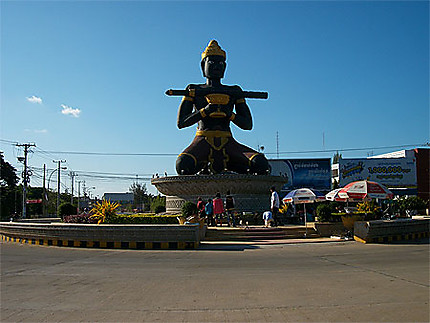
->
xmin=196 ymin=130 xmax=231 ymax=151
xmin=196 ymin=130 xmax=232 ymax=138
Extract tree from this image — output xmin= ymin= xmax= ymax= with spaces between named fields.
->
xmin=1 ymin=154 xmax=19 ymax=188
xmin=129 ymin=182 xmax=150 ymax=211
xmin=0 ymin=155 xmax=19 ymax=220
xmin=333 ymin=151 xmax=342 ymax=164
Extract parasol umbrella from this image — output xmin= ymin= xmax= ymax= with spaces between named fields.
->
xmin=283 ymin=188 xmax=326 ymax=237
xmin=325 ymin=188 xmax=363 ymax=204
xmin=338 ymin=180 xmax=394 ymax=200
xmin=325 ymin=188 xmax=349 ymax=202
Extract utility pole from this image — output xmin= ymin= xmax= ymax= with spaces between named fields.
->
xmin=276 ymin=131 xmax=279 ymax=159
xmin=69 ymin=171 xmax=77 ymax=204
xmin=43 ymin=164 xmax=47 ymax=217
xmin=77 ymin=181 xmax=81 ymax=214
xmin=16 ymin=143 xmax=36 ymax=218
xmin=53 ymin=160 xmax=66 ymax=217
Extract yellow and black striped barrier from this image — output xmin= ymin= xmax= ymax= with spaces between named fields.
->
xmin=354 ymin=231 xmax=429 ymax=244
xmin=1 ymin=235 xmax=199 ymax=249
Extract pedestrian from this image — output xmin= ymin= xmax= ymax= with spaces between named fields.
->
xmin=197 ymin=197 xmax=205 ymax=218
xmin=205 ymin=198 xmax=215 ymax=226
xmin=213 ymin=192 xmax=224 ymax=226
xmin=225 ymin=190 xmax=236 ymax=227
xmin=270 ymin=186 xmax=280 ymax=226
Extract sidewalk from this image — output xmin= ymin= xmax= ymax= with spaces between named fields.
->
xmin=201 ymin=223 xmax=349 ymax=247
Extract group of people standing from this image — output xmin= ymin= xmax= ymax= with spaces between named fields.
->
xmin=197 ymin=191 xmax=236 ymax=227
xmin=196 ymin=186 xmax=281 ymax=228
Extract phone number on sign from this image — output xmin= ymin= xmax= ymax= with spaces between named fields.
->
xmin=368 ymin=166 xmax=411 ymax=174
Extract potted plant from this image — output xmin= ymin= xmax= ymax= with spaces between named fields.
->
xmin=313 ymin=203 xmax=346 ymax=237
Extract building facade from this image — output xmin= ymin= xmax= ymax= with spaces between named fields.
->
xmin=332 ymin=148 xmax=429 ymax=200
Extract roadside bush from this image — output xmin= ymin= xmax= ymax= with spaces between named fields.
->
xmin=397 ymin=196 xmax=427 ymax=216
xmin=316 ymin=204 xmax=332 ymax=222
xmin=181 ymin=201 xmax=197 ymax=218
xmin=357 ymin=200 xmax=383 ymax=220
xmin=153 ymin=205 xmax=166 ymax=214
xmin=357 ymin=200 xmax=380 ymax=214
xmin=111 ymin=213 xmax=178 ymax=224
xmin=150 ymin=196 xmax=166 ymax=213
xmin=59 ymin=202 xmax=77 ymax=217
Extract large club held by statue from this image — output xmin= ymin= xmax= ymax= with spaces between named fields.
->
xmin=165 ymin=88 xmax=268 ymax=100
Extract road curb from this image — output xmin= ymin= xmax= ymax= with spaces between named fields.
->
xmin=1 ymin=234 xmax=199 ymax=249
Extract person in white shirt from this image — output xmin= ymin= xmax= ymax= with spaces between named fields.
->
xmin=270 ymin=186 xmax=280 ymax=226
xmin=263 ymin=211 xmax=274 ymax=227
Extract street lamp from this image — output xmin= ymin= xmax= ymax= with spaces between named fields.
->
xmin=47 ymin=167 xmax=67 ymax=191
xmin=48 ymin=161 xmax=67 ymax=217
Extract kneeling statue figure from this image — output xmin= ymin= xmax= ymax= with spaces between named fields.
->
xmin=166 ymin=40 xmax=270 ymax=176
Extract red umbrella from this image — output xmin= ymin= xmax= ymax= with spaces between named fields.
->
xmin=339 ymin=180 xmax=394 ymax=200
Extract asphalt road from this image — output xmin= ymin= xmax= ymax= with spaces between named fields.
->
xmin=1 ymin=240 xmax=429 ymax=322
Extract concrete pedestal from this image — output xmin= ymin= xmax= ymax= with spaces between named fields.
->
xmin=151 ymin=174 xmax=287 ymax=213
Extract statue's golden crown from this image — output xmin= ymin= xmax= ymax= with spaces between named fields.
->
xmin=201 ymin=40 xmax=226 ymax=60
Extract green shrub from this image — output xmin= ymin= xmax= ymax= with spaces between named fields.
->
xmin=398 ymin=196 xmax=427 ymax=215
xmin=316 ymin=204 xmax=332 ymax=222
xmin=154 ymin=205 xmax=166 ymax=214
xmin=181 ymin=201 xmax=197 ymax=218
xmin=59 ymin=202 xmax=77 ymax=217
xmin=108 ymin=213 xmax=179 ymax=224
xmin=150 ymin=196 xmax=166 ymax=213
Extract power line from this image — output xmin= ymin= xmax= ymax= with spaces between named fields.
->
xmin=32 ymin=143 xmax=427 ymax=156
xmin=30 ymin=166 xmax=152 ymax=177
xmin=37 ymin=150 xmax=178 ymax=156
xmin=266 ymin=143 xmax=428 ymax=156
xmin=2 ymin=138 xmax=428 ymax=157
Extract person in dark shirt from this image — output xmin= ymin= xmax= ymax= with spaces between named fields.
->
xmin=205 ymin=198 xmax=214 ymax=227
xmin=225 ymin=190 xmax=236 ymax=227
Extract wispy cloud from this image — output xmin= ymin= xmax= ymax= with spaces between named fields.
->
xmin=27 ymin=95 xmax=43 ymax=104
xmin=61 ymin=104 xmax=81 ymax=118
xmin=24 ymin=129 xmax=48 ymax=134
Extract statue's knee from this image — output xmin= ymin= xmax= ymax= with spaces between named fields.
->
xmin=250 ymin=154 xmax=270 ymax=175
xmin=176 ymin=154 xmax=197 ymax=175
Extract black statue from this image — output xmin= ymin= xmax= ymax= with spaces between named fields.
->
xmin=167 ymin=40 xmax=270 ymax=176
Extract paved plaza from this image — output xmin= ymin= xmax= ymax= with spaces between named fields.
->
xmin=1 ymin=239 xmax=429 ymax=322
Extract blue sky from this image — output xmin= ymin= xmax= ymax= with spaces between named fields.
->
xmin=1 ymin=1 xmax=428 ymax=197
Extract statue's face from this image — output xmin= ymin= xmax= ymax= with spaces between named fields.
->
xmin=202 ymin=56 xmax=226 ymax=79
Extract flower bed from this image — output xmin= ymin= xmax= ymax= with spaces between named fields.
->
xmin=63 ymin=213 xmax=179 ymax=224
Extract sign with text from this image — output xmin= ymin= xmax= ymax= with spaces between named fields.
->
xmin=26 ymin=199 xmax=42 ymax=204
xmin=338 ymin=157 xmax=417 ymax=188
xmin=269 ymin=158 xmax=331 ymax=192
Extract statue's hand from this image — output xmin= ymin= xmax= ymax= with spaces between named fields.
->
xmin=220 ymin=105 xmax=233 ymax=119
xmin=203 ymin=104 xmax=218 ymax=116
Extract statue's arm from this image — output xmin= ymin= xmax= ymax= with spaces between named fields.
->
xmin=177 ymin=97 xmax=200 ymax=129
xmin=231 ymin=86 xmax=253 ymax=130
xmin=177 ymin=85 xmax=215 ymax=129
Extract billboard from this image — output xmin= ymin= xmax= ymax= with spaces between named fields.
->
xmin=269 ymin=159 xmax=331 ymax=192
xmin=338 ymin=157 xmax=417 ymax=189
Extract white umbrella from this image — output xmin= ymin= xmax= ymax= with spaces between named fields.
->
xmin=339 ymin=180 xmax=394 ymax=200
xmin=325 ymin=188 xmax=349 ymax=202
xmin=282 ymin=188 xmax=325 ymax=237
